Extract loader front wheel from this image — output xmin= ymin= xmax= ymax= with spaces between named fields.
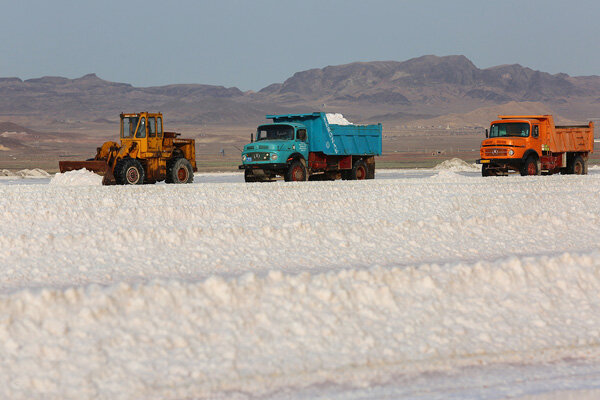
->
xmin=167 ymin=158 xmax=194 ymax=184
xmin=117 ymin=158 xmax=145 ymax=185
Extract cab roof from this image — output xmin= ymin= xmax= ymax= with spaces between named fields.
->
xmin=258 ymin=122 xmax=305 ymax=129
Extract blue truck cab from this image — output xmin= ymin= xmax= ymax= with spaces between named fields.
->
xmin=239 ymin=112 xmax=382 ymax=182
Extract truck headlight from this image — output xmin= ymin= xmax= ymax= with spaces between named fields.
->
xmin=271 ymin=153 xmax=278 ymax=161
xmin=242 ymin=154 xmax=247 ymax=162
xmin=508 ymin=149 xmax=514 ymax=156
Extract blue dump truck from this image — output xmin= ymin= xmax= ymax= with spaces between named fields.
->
xmin=239 ymin=112 xmax=382 ymax=182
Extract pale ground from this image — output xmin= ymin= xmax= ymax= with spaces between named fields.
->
xmin=0 ymin=164 xmax=599 ymax=399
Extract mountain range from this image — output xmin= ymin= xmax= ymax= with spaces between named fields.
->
xmin=1 ymin=55 xmax=599 ymax=129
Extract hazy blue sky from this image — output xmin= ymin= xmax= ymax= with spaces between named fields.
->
xmin=1 ymin=0 xmax=599 ymax=90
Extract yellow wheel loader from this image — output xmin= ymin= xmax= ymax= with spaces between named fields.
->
xmin=59 ymin=112 xmax=197 ymax=185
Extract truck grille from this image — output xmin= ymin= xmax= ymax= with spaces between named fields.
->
xmin=247 ymin=152 xmax=270 ymax=161
xmin=484 ymin=148 xmax=508 ymax=157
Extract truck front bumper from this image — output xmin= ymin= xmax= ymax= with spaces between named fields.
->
xmin=477 ymin=158 xmax=523 ymax=169
xmin=239 ymin=163 xmax=288 ymax=171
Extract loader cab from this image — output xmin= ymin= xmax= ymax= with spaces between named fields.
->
xmin=120 ymin=112 xmax=164 ymax=154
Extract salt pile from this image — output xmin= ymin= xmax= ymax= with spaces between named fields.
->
xmin=326 ymin=113 xmax=352 ymax=125
xmin=50 ymin=169 xmax=103 ymax=186
xmin=0 ymin=168 xmax=50 ymax=177
xmin=17 ymin=168 xmax=51 ymax=177
xmin=433 ymin=158 xmax=479 ymax=172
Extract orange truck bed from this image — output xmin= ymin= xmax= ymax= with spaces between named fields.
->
xmin=551 ymin=124 xmax=594 ymax=153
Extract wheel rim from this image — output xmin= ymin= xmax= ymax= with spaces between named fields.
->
xmin=177 ymin=167 xmax=188 ymax=182
xmin=126 ymin=167 xmax=139 ymax=184
xmin=574 ymin=161 xmax=583 ymax=175
xmin=356 ymin=166 xmax=366 ymax=180
xmin=527 ymin=162 xmax=536 ymax=175
xmin=292 ymin=166 xmax=304 ymax=181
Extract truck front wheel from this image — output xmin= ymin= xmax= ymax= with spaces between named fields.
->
xmin=285 ymin=160 xmax=307 ymax=182
xmin=482 ymin=164 xmax=495 ymax=177
xmin=244 ymin=169 xmax=258 ymax=182
xmin=520 ymin=156 xmax=540 ymax=176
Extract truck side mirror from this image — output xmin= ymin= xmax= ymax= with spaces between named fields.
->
xmin=533 ymin=126 xmax=539 ymax=138
xmin=250 ymin=133 xmax=254 ymax=143
xmin=485 ymin=128 xmax=489 ymax=138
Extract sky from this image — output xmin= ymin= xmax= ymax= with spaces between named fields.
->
xmin=1 ymin=0 xmax=599 ymax=91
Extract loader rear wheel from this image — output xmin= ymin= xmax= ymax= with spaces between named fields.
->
xmin=167 ymin=158 xmax=194 ymax=184
xmin=117 ymin=158 xmax=145 ymax=185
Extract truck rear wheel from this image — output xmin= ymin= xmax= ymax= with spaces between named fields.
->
xmin=520 ymin=156 xmax=540 ymax=176
xmin=116 ymin=158 xmax=145 ymax=185
xmin=570 ymin=155 xmax=585 ymax=175
xmin=167 ymin=158 xmax=194 ymax=184
xmin=285 ymin=160 xmax=307 ymax=182
xmin=351 ymin=159 xmax=367 ymax=180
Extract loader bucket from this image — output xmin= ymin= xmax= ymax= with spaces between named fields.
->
xmin=58 ymin=160 xmax=117 ymax=185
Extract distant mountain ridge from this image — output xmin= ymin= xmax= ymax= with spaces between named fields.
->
xmin=1 ymin=55 xmax=599 ymax=126
xmin=259 ymin=55 xmax=593 ymax=103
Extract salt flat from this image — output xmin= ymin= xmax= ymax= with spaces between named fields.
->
xmin=0 ymin=165 xmax=599 ymax=399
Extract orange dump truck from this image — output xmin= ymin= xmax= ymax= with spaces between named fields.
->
xmin=477 ymin=115 xmax=594 ymax=176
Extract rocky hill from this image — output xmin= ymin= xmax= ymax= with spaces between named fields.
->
xmin=257 ymin=55 xmax=596 ymax=104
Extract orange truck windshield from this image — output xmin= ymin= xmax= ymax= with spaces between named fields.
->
xmin=490 ymin=123 xmax=530 ymax=138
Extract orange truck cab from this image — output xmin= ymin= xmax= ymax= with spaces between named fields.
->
xmin=477 ymin=115 xmax=594 ymax=176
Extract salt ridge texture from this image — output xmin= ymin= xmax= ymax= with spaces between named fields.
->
xmin=1 ymin=171 xmax=600 ymax=398
xmin=1 ymin=254 xmax=599 ymax=398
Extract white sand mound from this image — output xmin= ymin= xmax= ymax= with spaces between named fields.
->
xmin=326 ymin=113 xmax=352 ymax=125
xmin=433 ymin=158 xmax=479 ymax=172
xmin=50 ymin=169 xmax=103 ymax=186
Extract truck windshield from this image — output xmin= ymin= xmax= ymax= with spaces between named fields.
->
xmin=122 ymin=116 xmax=139 ymax=138
xmin=489 ymin=123 xmax=530 ymax=138
xmin=256 ymin=125 xmax=294 ymax=141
